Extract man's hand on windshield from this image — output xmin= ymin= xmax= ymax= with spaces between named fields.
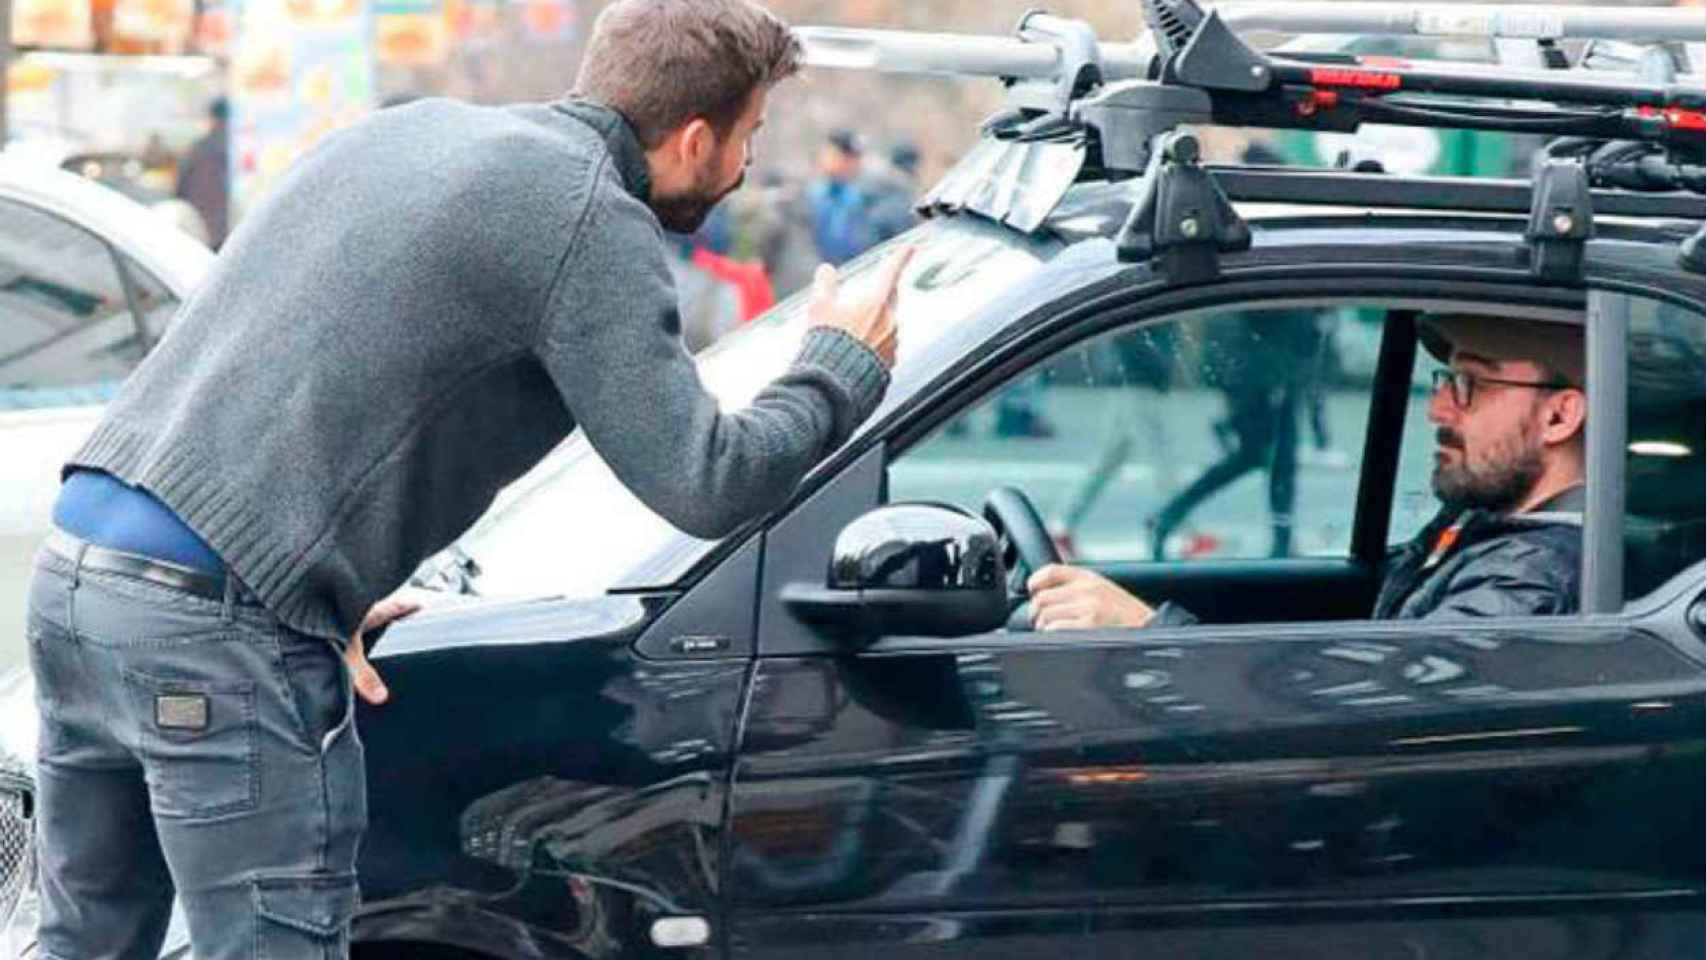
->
xmin=345 ymin=591 xmax=427 ymax=705
xmin=1027 ymin=564 xmax=1157 ymax=632
xmin=807 ymin=246 xmax=914 ymax=367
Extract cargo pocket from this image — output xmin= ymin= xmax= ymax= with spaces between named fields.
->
xmin=253 ymin=871 xmax=357 ymax=960
xmin=122 ymin=667 xmax=258 ymax=819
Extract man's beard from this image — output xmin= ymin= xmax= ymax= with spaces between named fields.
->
xmin=1431 ymin=421 xmax=1545 ymax=514
xmin=654 ymin=168 xmax=744 ymax=234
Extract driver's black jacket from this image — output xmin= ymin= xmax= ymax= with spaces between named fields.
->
xmin=1154 ymin=485 xmax=1584 ymax=626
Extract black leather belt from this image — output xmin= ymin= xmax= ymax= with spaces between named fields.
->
xmin=43 ymin=530 xmax=227 ymax=603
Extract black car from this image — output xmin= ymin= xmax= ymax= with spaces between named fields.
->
xmin=6 ymin=2 xmax=1706 ymax=957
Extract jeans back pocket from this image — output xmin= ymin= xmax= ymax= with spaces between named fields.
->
xmin=122 ymin=667 xmax=258 ymax=819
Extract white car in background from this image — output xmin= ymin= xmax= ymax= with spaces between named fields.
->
xmin=0 ymin=156 xmax=213 ymax=665
xmin=0 ymin=157 xmax=210 ymax=959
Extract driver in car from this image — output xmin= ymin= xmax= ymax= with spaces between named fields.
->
xmin=1028 ymin=315 xmax=1589 ymax=629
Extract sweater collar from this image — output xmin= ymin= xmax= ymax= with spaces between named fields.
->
xmin=552 ymin=98 xmax=652 ymax=203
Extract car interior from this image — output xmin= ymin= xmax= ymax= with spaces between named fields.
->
xmin=887 ymin=295 xmax=1706 ymax=631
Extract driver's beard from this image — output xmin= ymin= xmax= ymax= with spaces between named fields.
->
xmin=1432 ymin=419 xmax=1546 ymax=515
xmin=653 ymin=168 xmax=744 ymax=235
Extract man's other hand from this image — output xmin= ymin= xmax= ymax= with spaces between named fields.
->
xmin=807 ymin=246 xmax=914 ymax=367
xmin=345 ymin=592 xmax=426 ymax=706
xmin=1027 ymin=564 xmax=1157 ymax=632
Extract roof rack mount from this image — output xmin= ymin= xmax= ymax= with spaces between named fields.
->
xmin=804 ymin=1 xmax=1706 ymax=239
xmin=1216 ymin=3 xmax=1706 ymax=44
xmin=798 ymin=3 xmax=1706 ymax=85
xmin=804 ymin=1 xmax=1706 ymax=165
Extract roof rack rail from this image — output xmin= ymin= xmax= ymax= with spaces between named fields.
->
xmin=1214 ymin=3 xmax=1706 ymax=44
xmin=797 ymin=3 xmax=1706 ymax=87
xmin=1210 ymin=166 xmax=1706 ymax=221
xmin=804 ymin=0 xmax=1706 ymax=249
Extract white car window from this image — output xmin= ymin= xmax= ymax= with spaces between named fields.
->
xmin=0 ymin=198 xmax=144 ymax=409
xmin=118 ymin=251 xmax=181 ymax=349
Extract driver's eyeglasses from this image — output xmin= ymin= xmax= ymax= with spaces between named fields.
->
xmin=1431 ymin=368 xmax=1570 ymax=409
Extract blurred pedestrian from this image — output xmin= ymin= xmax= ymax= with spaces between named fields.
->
xmin=1150 ymin=309 xmax=1325 ymax=559
xmin=733 ymin=168 xmax=818 ymax=296
xmin=26 ymin=2 xmax=912 ymax=958
xmin=806 ymin=127 xmax=874 ymax=264
xmin=669 ymin=233 xmax=745 ymax=351
xmin=693 ymin=244 xmax=777 ymax=326
xmin=174 ymin=95 xmax=229 ymax=248
xmin=861 ymin=139 xmax=922 ymax=244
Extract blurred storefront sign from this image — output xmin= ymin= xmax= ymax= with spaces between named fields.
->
xmin=8 ymin=0 xmax=579 ymax=214
xmin=97 ymin=0 xmax=197 ymax=55
xmin=195 ymin=1 xmax=235 ymax=58
xmin=4 ymin=49 xmax=215 ymax=171
xmin=446 ymin=0 xmax=503 ymax=46
xmin=12 ymin=0 xmax=95 ymax=49
xmin=228 ymin=0 xmax=374 ymax=217
xmin=376 ymin=0 xmax=447 ymax=67
xmin=12 ymin=0 xmax=197 ymax=54
xmin=519 ymin=0 xmax=573 ymax=44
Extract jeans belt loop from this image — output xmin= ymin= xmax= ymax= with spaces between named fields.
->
xmin=221 ymin=570 xmax=238 ymax=623
xmin=70 ymin=541 xmax=88 ymax=590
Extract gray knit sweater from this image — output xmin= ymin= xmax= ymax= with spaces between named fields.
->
xmin=69 ymin=98 xmax=888 ymax=641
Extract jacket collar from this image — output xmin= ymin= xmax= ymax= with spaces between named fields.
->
xmin=1527 ymin=483 xmax=1587 ymax=517
xmin=552 ymin=98 xmax=652 ymax=204
xmin=1407 ymin=482 xmax=1588 ymax=561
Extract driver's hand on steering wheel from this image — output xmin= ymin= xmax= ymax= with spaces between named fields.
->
xmin=1027 ymin=565 xmax=1157 ymax=631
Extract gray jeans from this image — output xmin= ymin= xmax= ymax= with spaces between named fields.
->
xmin=25 ymin=543 xmax=364 ymax=959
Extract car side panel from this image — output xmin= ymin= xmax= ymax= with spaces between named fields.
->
xmin=354 ymin=593 xmax=748 ymax=960
xmin=730 ymin=618 xmax=1706 ymax=957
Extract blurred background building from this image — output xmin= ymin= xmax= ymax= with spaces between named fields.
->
xmin=3 ymin=0 xmax=1692 ymax=302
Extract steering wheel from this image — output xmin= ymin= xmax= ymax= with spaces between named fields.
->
xmin=982 ymin=486 xmax=1062 ymax=629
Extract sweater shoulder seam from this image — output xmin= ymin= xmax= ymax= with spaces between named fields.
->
xmin=530 ymin=148 xmax=615 ymax=348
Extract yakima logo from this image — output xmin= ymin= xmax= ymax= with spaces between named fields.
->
xmin=1310 ymin=68 xmax=1403 ymax=91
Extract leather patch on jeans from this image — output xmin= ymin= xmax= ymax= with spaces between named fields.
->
xmin=156 ymin=694 xmax=210 ymax=731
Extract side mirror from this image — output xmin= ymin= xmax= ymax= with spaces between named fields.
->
xmin=782 ymin=503 xmax=1008 ymax=644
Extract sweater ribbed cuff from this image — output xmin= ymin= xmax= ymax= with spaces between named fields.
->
xmin=796 ymin=326 xmax=891 ymax=426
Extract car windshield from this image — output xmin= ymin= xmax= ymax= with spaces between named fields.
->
xmin=431 ymin=218 xmax=1055 ymax=600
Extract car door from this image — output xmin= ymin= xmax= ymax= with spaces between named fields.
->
xmin=726 ymin=274 xmax=1706 ymax=959
xmin=0 ymin=196 xmax=179 ymax=668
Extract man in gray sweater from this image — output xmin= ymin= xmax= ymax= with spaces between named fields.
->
xmin=25 ymin=1 xmax=908 ymax=956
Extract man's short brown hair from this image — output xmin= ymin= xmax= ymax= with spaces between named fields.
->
xmin=573 ymin=0 xmax=801 ymax=148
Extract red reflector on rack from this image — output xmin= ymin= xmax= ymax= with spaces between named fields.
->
xmin=1310 ymin=68 xmax=1402 ymax=91
xmin=1296 ymin=89 xmax=1341 ymax=116
xmin=1641 ymin=106 xmax=1706 ymax=131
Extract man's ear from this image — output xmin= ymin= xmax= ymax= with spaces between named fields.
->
xmin=1543 ymin=387 xmax=1588 ymax=445
xmin=649 ymin=119 xmax=712 ymax=190
xmin=679 ymin=117 xmax=715 ymax=165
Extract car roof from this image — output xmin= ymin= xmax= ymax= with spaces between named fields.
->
xmin=0 ymin=156 xmax=213 ymax=298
